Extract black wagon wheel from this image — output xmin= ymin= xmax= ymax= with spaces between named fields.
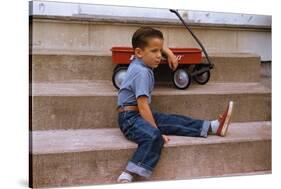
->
xmin=112 ymin=66 xmax=128 ymax=90
xmin=172 ymin=67 xmax=191 ymax=89
xmin=192 ymin=65 xmax=211 ymax=85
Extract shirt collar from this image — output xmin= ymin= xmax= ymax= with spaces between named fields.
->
xmin=133 ymin=57 xmax=153 ymax=70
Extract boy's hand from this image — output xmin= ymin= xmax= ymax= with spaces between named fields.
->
xmin=167 ymin=54 xmax=178 ymax=71
xmin=162 ymin=134 xmax=170 ymax=144
xmin=162 ymin=46 xmax=179 ymax=71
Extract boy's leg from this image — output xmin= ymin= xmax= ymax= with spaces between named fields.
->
xmin=153 ymin=111 xmax=210 ymax=138
xmin=118 ymin=111 xmax=164 ymax=182
xmin=153 ymin=101 xmax=234 ymax=137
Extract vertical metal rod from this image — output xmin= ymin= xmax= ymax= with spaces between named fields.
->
xmin=170 ymin=9 xmax=213 ymax=68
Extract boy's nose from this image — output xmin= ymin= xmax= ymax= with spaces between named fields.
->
xmin=156 ymin=52 xmax=162 ymax=58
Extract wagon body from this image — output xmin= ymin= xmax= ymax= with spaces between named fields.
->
xmin=111 ymin=47 xmax=202 ymax=65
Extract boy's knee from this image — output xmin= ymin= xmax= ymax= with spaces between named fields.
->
xmin=151 ymin=130 xmax=164 ymax=145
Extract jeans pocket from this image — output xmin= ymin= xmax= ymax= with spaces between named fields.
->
xmin=118 ymin=120 xmax=134 ymax=140
xmin=122 ymin=121 xmax=136 ymax=140
xmin=124 ymin=125 xmax=135 ymax=140
xmin=118 ymin=111 xmax=139 ymax=140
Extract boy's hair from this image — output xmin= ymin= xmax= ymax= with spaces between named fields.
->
xmin=132 ymin=27 xmax=164 ymax=49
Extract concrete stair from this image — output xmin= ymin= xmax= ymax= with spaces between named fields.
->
xmin=31 ymin=81 xmax=271 ymax=130
xmin=31 ymin=17 xmax=271 ymax=61
xmin=31 ymin=52 xmax=260 ymax=83
xmin=31 ymin=121 xmax=271 ymax=188
xmin=30 ymin=10 xmax=272 ymax=188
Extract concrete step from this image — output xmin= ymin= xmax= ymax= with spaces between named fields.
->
xmin=30 ymin=121 xmax=271 ymax=188
xmin=31 ymin=18 xmax=271 ymax=61
xmin=31 ymin=81 xmax=271 ymax=130
xmin=31 ymin=52 xmax=261 ymax=83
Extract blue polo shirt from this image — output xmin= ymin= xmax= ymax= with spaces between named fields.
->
xmin=117 ymin=57 xmax=154 ymax=108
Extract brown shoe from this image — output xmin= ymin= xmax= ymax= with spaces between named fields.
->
xmin=216 ymin=101 xmax=234 ymax=137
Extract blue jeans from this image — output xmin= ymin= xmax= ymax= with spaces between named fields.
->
xmin=118 ymin=110 xmax=210 ymax=178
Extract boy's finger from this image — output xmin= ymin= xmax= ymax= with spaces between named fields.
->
xmin=173 ymin=62 xmax=178 ymax=71
xmin=170 ymin=63 xmax=174 ymax=70
xmin=170 ymin=63 xmax=175 ymax=71
xmin=164 ymin=136 xmax=170 ymax=143
xmin=162 ymin=136 xmax=167 ymax=143
xmin=168 ymin=62 xmax=172 ymax=70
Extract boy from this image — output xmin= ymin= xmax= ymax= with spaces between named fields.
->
xmin=116 ymin=27 xmax=233 ymax=183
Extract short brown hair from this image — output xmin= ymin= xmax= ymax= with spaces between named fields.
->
xmin=132 ymin=27 xmax=164 ymax=49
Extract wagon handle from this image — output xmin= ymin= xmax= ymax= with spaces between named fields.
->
xmin=170 ymin=9 xmax=214 ymax=68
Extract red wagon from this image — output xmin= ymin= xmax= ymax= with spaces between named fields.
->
xmin=111 ymin=9 xmax=214 ymax=90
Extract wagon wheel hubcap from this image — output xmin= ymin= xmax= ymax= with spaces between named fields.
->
xmin=115 ymin=69 xmax=127 ymax=88
xmin=174 ymin=69 xmax=189 ymax=88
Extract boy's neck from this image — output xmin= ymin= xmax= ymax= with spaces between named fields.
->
xmin=135 ymin=56 xmax=153 ymax=70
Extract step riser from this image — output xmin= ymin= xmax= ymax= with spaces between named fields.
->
xmin=31 ymin=140 xmax=271 ymax=188
xmin=32 ymin=93 xmax=271 ymax=130
xmin=32 ymin=20 xmax=271 ymax=61
xmin=32 ymin=55 xmax=113 ymax=82
xmin=32 ymin=55 xmax=260 ymax=83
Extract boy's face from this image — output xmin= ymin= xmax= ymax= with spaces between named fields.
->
xmin=135 ymin=38 xmax=163 ymax=69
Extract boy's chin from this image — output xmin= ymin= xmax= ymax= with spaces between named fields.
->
xmin=153 ymin=64 xmax=160 ymax=68
xmin=147 ymin=64 xmax=159 ymax=69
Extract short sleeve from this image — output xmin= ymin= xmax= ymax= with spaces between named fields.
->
xmin=132 ymin=71 xmax=150 ymax=99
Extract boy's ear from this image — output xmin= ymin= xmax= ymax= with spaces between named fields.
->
xmin=134 ymin=48 xmax=143 ymax=58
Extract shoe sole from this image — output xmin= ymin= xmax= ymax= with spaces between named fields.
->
xmin=220 ymin=101 xmax=233 ymax=137
xmin=117 ymin=180 xmax=130 ymax=183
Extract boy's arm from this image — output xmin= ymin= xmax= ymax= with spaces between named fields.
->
xmin=137 ymin=96 xmax=171 ymax=143
xmin=137 ymin=96 xmax=157 ymax=128
xmin=162 ymin=46 xmax=178 ymax=71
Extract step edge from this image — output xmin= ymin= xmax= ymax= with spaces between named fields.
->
xmin=31 ymin=49 xmax=261 ymax=58
xmin=31 ymin=137 xmax=272 ymax=155
xmin=31 ymin=121 xmax=271 ymax=155
xmin=31 ymin=82 xmax=271 ymax=96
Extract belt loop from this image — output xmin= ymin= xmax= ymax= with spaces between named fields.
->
xmin=117 ymin=104 xmax=124 ymax=112
xmin=116 ymin=105 xmax=122 ymax=110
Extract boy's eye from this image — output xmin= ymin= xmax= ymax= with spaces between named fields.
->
xmin=151 ymin=49 xmax=159 ymax=53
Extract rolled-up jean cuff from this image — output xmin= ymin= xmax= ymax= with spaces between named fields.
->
xmin=200 ymin=120 xmax=210 ymax=138
xmin=126 ymin=161 xmax=152 ymax=178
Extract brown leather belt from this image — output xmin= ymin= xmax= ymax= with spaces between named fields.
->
xmin=117 ymin=105 xmax=139 ymax=112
